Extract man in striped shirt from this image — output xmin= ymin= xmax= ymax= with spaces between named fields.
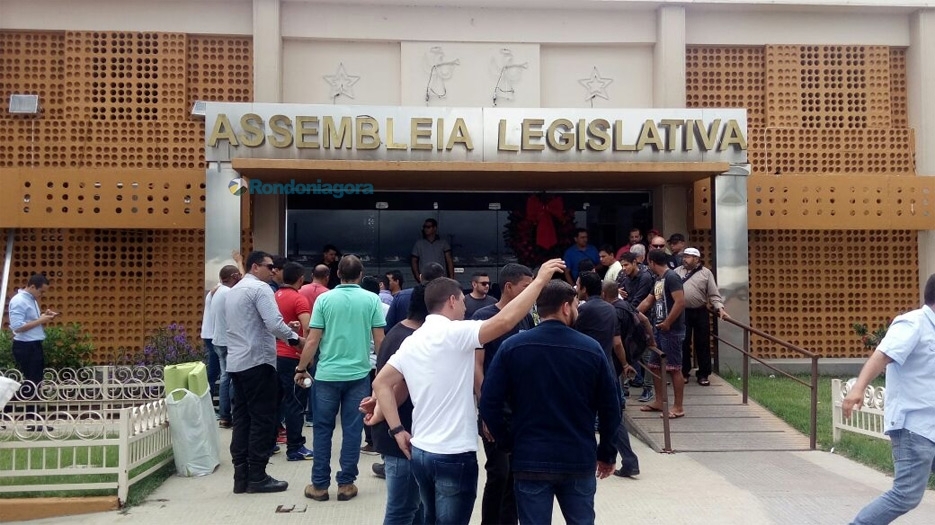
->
xmin=226 ymin=251 xmax=304 ymax=495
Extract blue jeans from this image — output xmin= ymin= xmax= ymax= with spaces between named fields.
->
xmin=312 ymin=376 xmax=370 ymax=488
xmin=214 ymin=345 xmax=232 ymax=420
xmin=384 ymin=455 xmax=425 ymax=525
xmin=514 ymin=475 xmax=596 ymax=525
xmin=305 ymin=364 xmax=317 ymax=424
xmin=410 ymin=447 xmax=478 ymax=525
xmin=203 ymin=338 xmax=220 ymax=395
xmin=851 ymin=429 xmax=935 ymax=524
xmin=276 ymin=356 xmax=308 ymax=454
xmin=614 ymin=411 xmax=640 ymax=474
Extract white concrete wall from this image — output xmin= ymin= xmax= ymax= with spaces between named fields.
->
xmin=0 ymin=0 xmax=253 ymax=34
xmin=283 ymin=41 xmax=402 ymax=105
xmin=400 ymin=42 xmax=539 ymax=107
xmin=540 ymin=45 xmax=654 ymax=108
xmin=280 ymin=3 xmax=657 ymax=44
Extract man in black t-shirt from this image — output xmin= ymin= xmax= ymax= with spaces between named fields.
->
xmin=473 ymin=263 xmax=535 ymax=525
xmin=464 ymin=272 xmax=497 ymax=320
xmin=575 ymin=273 xmax=641 ymax=478
xmin=637 ymin=249 xmax=687 ymax=419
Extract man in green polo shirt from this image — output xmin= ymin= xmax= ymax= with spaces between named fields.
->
xmin=294 ymin=255 xmax=386 ymax=502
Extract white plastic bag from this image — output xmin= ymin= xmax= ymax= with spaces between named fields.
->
xmin=0 ymin=376 xmax=21 ymax=411
xmin=165 ymin=387 xmax=220 ymax=477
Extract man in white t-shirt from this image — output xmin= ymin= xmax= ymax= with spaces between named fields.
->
xmin=372 ymin=259 xmax=565 ymax=525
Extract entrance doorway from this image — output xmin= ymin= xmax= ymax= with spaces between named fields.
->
xmin=285 ymin=191 xmax=651 ymax=291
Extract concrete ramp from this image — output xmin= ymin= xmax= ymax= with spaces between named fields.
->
xmin=624 ymin=374 xmax=813 ymax=452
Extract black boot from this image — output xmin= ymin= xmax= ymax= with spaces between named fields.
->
xmin=233 ymin=463 xmax=248 ymax=494
xmin=246 ymin=472 xmax=288 ymax=494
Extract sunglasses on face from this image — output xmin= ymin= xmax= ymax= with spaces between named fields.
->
xmin=651 ymin=244 xmax=666 ymax=248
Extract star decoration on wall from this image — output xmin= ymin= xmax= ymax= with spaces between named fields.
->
xmin=323 ymin=63 xmax=360 ymax=100
xmin=578 ymin=67 xmax=613 ymax=102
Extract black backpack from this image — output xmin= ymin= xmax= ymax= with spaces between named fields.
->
xmin=613 ymin=300 xmax=649 ymax=360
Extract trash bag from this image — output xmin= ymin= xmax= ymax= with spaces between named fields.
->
xmin=0 ymin=376 xmax=21 ymax=411
xmin=165 ymin=387 xmax=221 ymax=477
xmin=163 ymin=362 xmax=220 ymax=476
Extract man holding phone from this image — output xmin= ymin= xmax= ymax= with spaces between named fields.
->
xmin=8 ymin=274 xmax=58 ymax=408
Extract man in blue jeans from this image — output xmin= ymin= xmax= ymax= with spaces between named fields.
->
xmin=211 ymin=264 xmax=242 ymax=428
xmin=294 ymin=255 xmax=386 ymax=502
xmin=843 ymin=273 xmax=935 ymax=525
xmin=372 ymin=259 xmax=565 ymax=525
xmin=480 ymin=280 xmax=620 ymax=525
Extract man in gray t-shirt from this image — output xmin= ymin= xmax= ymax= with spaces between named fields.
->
xmin=411 ymin=218 xmax=454 ymax=283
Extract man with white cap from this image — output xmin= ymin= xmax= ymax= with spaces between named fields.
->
xmin=675 ymin=247 xmax=729 ymax=386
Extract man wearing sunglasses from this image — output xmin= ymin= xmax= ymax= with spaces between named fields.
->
xmin=411 ymin=218 xmax=454 ymax=283
xmin=464 ymin=272 xmax=496 ymax=320
xmin=226 ymin=251 xmax=304 ymax=495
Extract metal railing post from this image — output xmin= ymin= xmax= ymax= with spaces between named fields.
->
xmin=660 ymin=351 xmax=671 ymax=453
xmin=741 ymin=329 xmax=749 ymax=405
xmin=810 ymin=356 xmax=819 ymax=450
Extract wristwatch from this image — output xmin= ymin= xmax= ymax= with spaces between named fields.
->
xmin=295 ymin=366 xmax=307 ymax=374
xmin=288 ymin=337 xmax=300 ymax=347
xmin=388 ymin=425 xmax=406 ymax=437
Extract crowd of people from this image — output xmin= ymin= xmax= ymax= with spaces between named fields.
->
xmin=6 ymin=215 xmax=934 ymax=524
xmin=186 ymin=219 xmax=743 ymax=524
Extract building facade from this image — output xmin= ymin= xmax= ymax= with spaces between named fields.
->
xmin=1 ymin=0 xmax=933 ymax=365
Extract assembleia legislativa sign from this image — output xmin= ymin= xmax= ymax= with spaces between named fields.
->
xmin=204 ymin=104 xmax=748 ymax=164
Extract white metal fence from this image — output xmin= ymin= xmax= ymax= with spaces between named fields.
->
xmin=0 ymin=366 xmax=173 ymax=504
xmin=831 ymin=378 xmax=888 ymax=443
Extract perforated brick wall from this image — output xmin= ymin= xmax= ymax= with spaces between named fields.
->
xmin=1 ymin=228 xmax=205 ymax=363
xmin=748 ymin=230 xmax=918 ymax=359
xmin=0 ymin=30 xmax=252 ymax=362
xmin=0 ymin=30 xmax=253 ymax=180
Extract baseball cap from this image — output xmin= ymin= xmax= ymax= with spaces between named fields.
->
xmin=667 ymin=233 xmax=686 ymax=243
xmin=684 ymin=247 xmax=701 ymax=257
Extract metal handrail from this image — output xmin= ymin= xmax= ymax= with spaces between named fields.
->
xmin=638 ymin=345 xmax=671 ymax=453
xmin=714 ymin=315 xmax=819 ymax=450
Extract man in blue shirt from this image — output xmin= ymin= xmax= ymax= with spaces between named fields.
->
xmin=8 ymin=274 xmax=58 ymax=390
xmin=563 ymin=228 xmax=599 ymax=285
xmin=843 ymin=273 xmax=935 ymax=525
xmin=480 ymin=280 xmax=620 ymax=525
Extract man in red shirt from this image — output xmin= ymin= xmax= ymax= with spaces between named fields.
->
xmin=299 ymin=264 xmax=331 ymax=311
xmin=298 ymin=264 xmax=331 ymax=427
xmin=276 ymin=262 xmax=314 ymax=461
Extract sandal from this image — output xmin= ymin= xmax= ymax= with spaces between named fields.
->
xmin=697 ymin=377 xmax=710 ymax=386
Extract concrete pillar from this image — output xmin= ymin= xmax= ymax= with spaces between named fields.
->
xmin=908 ymin=10 xmax=935 ymax=295
xmin=652 ymin=185 xmax=689 ymax=240
xmin=653 ymin=6 xmax=686 ymax=108
xmin=251 ymin=0 xmax=284 ymax=255
xmin=253 ymin=0 xmax=282 ymax=103
xmin=651 ymin=6 xmax=690 ymax=245
xmin=711 ymin=165 xmax=752 ymax=374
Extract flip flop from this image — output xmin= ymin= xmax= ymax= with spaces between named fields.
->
xmin=640 ymin=405 xmax=663 ymax=413
xmin=665 ymin=412 xmax=685 ymax=419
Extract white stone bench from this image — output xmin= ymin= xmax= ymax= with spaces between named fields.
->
xmin=831 ymin=378 xmax=888 ymax=443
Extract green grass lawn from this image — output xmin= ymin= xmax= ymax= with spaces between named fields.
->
xmin=723 ymin=372 xmax=934 ymax=489
xmin=0 ymin=440 xmax=174 ymax=505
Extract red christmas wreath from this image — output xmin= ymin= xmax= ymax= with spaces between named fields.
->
xmin=503 ymin=194 xmax=578 ymax=267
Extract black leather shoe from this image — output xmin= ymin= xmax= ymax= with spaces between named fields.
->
xmin=246 ymin=475 xmax=288 ymax=493
xmin=613 ymin=468 xmax=639 ymax=478
xmin=371 ymin=462 xmax=385 ymax=479
xmin=233 ymin=463 xmax=248 ymax=494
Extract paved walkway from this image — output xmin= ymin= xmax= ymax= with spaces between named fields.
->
xmin=17 ymin=421 xmax=935 ymax=524
xmin=625 ymin=374 xmax=813 ymax=452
